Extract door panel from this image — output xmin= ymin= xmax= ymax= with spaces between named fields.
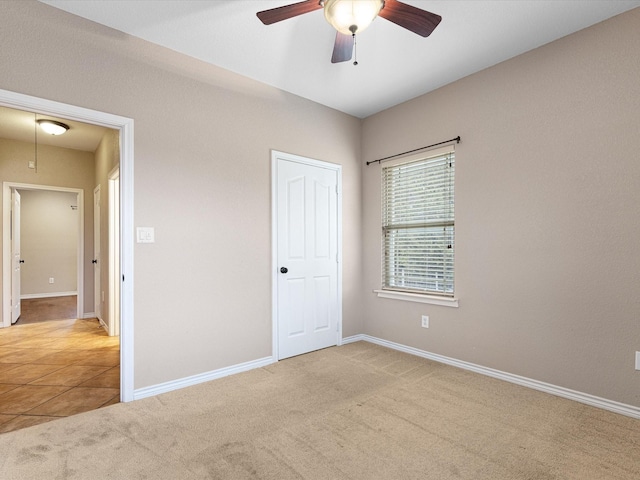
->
xmin=276 ymin=157 xmax=339 ymax=360
xmin=313 ymin=275 xmax=331 ymax=331
xmin=285 ymin=278 xmax=306 ymax=337
xmin=314 ymin=181 xmax=331 ymax=258
xmin=287 ymin=177 xmax=305 ymax=259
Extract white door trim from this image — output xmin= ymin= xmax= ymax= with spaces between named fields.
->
xmin=93 ymin=185 xmax=102 ymax=324
xmin=271 ymin=150 xmax=343 ymax=361
xmin=10 ymin=189 xmax=21 ymax=324
xmin=0 ymin=88 xmax=135 ymax=402
xmin=108 ymin=165 xmax=120 ymax=337
xmin=3 ymin=183 xmax=84 ymax=324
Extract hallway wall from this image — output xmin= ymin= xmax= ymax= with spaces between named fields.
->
xmin=0 ymin=138 xmax=95 ymax=315
xmin=20 ymin=189 xmax=79 ymax=297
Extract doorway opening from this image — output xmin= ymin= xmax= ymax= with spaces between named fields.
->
xmin=0 ymin=88 xmax=134 ymax=404
xmin=4 ymin=185 xmax=84 ymax=326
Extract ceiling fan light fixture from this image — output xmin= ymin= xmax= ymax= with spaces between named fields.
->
xmin=36 ymin=119 xmax=70 ymax=136
xmin=324 ymin=0 xmax=383 ymax=35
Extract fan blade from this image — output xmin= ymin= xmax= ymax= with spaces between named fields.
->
xmin=378 ymin=0 xmax=442 ymax=37
xmin=257 ymin=0 xmax=322 ymax=25
xmin=331 ymin=32 xmax=354 ymax=63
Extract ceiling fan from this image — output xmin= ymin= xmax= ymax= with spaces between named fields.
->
xmin=257 ymin=0 xmax=442 ymax=64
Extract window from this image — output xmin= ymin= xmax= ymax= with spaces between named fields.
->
xmin=381 ymin=149 xmax=455 ymax=297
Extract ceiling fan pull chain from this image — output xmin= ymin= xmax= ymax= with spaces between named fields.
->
xmin=352 ymin=33 xmax=358 ymax=66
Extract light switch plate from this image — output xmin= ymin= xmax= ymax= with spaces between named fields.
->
xmin=136 ymin=227 xmax=155 ymax=243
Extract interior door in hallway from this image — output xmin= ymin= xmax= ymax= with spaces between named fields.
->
xmin=93 ymin=185 xmax=101 ymax=321
xmin=11 ymin=189 xmax=21 ymax=324
xmin=275 ymin=155 xmax=340 ymax=360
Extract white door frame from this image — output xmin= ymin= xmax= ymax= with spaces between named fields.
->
xmin=0 ymin=88 xmax=135 ymax=402
xmin=3 ymin=184 xmax=84 ymax=323
xmin=108 ymin=165 xmax=120 ymax=337
xmin=271 ymin=150 xmax=343 ymax=360
xmin=10 ymin=189 xmax=21 ymax=324
xmin=93 ymin=185 xmax=102 ymax=323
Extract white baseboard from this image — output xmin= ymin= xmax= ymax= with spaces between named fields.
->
xmin=98 ymin=318 xmax=108 ymax=332
xmin=21 ymin=291 xmax=77 ymax=299
xmin=133 ymin=355 xmax=276 ymax=401
xmin=82 ymin=312 xmax=96 ymax=319
xmin=342 ymin=334 xmax=640 ymax=420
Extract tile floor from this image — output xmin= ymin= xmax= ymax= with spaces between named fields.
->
xmin=0 ymin=316 xmax=120 ymax=434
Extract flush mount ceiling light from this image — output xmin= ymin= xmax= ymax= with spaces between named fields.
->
xmin=37 ymin=119 xmax=70 ymax=135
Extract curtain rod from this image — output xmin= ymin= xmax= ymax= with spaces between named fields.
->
xmin=366 ymin=136 xmax=460 ymax=166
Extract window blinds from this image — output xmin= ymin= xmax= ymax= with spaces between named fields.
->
xmin=382 ymin=151 xmax=455 ymax=295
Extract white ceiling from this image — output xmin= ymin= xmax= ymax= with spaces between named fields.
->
xmin=34 ymin=0 xmax=640 ymax=118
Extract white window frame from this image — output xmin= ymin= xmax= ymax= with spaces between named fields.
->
xmin=374 ymin=145 xmax=459 ymax=307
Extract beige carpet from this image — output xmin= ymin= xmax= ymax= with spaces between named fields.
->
xmin=0 ymin=341 xmax=638 ymax=479
xmin=17 ymin=296 xmax=78 ymax=325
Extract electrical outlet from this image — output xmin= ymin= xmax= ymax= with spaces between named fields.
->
xmin=421 ymin=315 xmax=429 ymax=328
xmin=49 ymin=277 xmax=54 ymax=284
xmin=635 ymin=352 xmax=640 ymax=371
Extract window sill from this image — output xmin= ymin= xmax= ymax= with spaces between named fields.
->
xmin=374 ymin=290 xmax=459 ymax=307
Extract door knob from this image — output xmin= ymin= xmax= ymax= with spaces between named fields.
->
xmin=92 ymin=259 xmax=98 ymax=264
xmin=280 ymin=267 xmax=288 ymax=274
xmin=19 ymin=260 xmax=25 ymax=264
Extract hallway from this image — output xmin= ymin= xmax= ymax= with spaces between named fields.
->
xmin=0 ymin=299 xmax=119 ymax=433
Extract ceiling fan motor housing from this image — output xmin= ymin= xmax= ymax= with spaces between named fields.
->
xmin=323 ymin=0 xmax=384 ymax=35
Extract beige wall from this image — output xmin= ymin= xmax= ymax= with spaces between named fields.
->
xmin=0 ymin=1 xmax=363 ymax=389
xmin=361 ymin=8 xmax=640 ymax=406
xmin=0 ymin=138 xmax=95 ymax=314
xmin=2 ymin=1 xmax=636 ymax=409
xmin=19 ymin=190 xmax=79 ymax=296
